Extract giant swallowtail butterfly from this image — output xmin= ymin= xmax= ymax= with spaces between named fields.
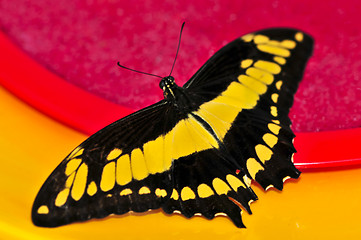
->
xmin=32 ymin=26 xmax=313 ymax=228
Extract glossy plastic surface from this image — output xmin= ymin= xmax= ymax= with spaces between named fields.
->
xmin=1 ymin=32 xmax=360 ymax=170
xmin=1 ymin=85 xmax=361 ymax=239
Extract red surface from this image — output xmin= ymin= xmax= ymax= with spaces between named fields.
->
xmin=0 ymin=0 xmax=361 ymax=132
xmin=0 ymin=32 xmax=133 ymax=134
xmin=1 ymin=31 xmax=361 ymax=170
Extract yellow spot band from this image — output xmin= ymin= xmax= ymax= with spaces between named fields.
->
xmin=139 ymin=186 xmax=151 ymax=195
xmin=131 ymin=148 xmax=149 ymax=180
xmin=246 ymin=158 xmax=265 ymax=179
xmin=107 ymin=148 xmax=122 ymax=161
xmin=87 ymin=181 xmax=97 ymax=196
xmin=100 ymin=161 xmax=116 ymax=192
xmin=65 ymin=159 xmax=81 ymax=176
xmin=241 ymin=59 xmax=253 ymax=69
xmin=197 ymin=184 xmax=214 ymax=198
xmin=170 ymin=189 xmax=179 ymax=200
xmin=55 ymin=188 xmax=70 ymax=207
xmin=155 ymin=188 xmax=167 ymax=198
xmin=295 ymin=32 xmax=304 ymax=42
xmin=116 ymin=154 xmax=132 ymax=185
xmin=226 ymin=174 xmax=246 ymax=191
xmin=263 ymin=133 xmax=278 ymax=148
xmin=120 ymin=188 xmax=132 ymax=196
xmin=37 ymin=205 xmax=49 ymax=214
xmin=181 ymin=187 xmax=196 ymax=201
xmin=257 ymin=44 xmax=291 ymax=57
xmin=255 ymin=144 xmax=273 ymax=163
xmin=212 ymin=178 xmax=231 ymax=195
xmin=71 ymin=163 xmax=88 ymax=201
xmin=254 ymin=60 xmax=281 ymax=74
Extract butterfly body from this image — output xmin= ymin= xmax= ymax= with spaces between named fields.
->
xmin=32 ymin=28 xmax=313 ymax=228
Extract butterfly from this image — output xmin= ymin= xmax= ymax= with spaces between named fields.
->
xmin=32 ymin=27 xmax=313 ymax=228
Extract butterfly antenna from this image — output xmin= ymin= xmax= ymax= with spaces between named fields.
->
xmin=117 ymin=62 xmax=163 ymax=78
xmin=169 ymin=22 xmax=185 ymax=76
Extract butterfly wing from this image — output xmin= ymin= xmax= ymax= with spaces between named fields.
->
xmin=161 ymin=28 xmax=313 ymax=226
xmin=32 ymin=100 xmax=182 ymax=227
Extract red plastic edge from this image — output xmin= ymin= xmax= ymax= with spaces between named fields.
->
xmin=0 ymin=32 xmax=133 ymax=135
xmin=0 ymin=31 xmax=360 ymax=170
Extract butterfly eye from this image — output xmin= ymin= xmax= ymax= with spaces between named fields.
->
xmin=159 ymin=78 xmax=166 ymax=90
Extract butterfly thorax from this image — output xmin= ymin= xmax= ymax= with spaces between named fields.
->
xmin=159 ymin=76 xmax=197 ymax=111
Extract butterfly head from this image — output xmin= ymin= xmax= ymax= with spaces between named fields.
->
xmin=159 ymin=76 xmax=178 ymax=100
xmin=159 ymin=76 xmax=175 ymax=90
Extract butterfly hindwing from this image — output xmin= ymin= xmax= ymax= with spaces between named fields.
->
xmin=32 ymin=28 xmax=313 ymax=228
xmin=162 ymin=148 xmax=258 ymax=228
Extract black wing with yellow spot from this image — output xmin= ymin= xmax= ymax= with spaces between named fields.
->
xmin=32 ymin=28 xmax=313 ymax=228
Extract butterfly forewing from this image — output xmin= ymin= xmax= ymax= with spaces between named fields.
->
xmin=32 ymin=28 xmax=313 ymax=228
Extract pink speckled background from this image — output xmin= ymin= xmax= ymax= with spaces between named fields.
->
xmin=0 ymin=0 xmax=360 ymax=132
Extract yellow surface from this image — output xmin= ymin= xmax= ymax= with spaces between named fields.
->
xmin=1 ymin=85 xmax=361 ymax=239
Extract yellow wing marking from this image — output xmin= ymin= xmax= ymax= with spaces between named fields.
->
xmin=255 ymin=144 xmax=273 ymax=164
xmin=195 ymin=105 xmax=231 ymax=139
xmin=55 ymin=188 xmax=70 ymax=207
xmin=263 ymin=133 xmax=278 ymax=148
xmin=130 ymin=148 xmax=149 ymax=181
xmin=143 ymin=137 xmax=165 ymax=174
xmin=241 ymin=34 xmax=254 ymax=42
xmin=240 ymin=59 xmax=253 ymax=68
xmin=67 ymin=147 xmax=84 ymax=160
xmin=271 ymin=93 xmax=279 ymax=103
xmin=246 ymin=158 xmax=265 ymax=179
xmin=252 ymin=35 xmax=297 ymax=57
xmin=197 ymin=184 xmax=214 ymax=198
xmin=222 ymin=82 xmax=260 ymax=109
xmin=170 ymin=189 xmax=179 ymax=200
xmin=275 ymin=80 xmax=283 ymax=90
xmin=107 ymin=148 xmax=122 ymax=161
xmin=295 ymin=32 xmax=304 ymax=42
xmin=212 ymin=178 xmax=231 ymax=195
xmin=268 ymin=123 xmax=281 ymax=135
xmin=280 ymin=40 xmax=297 ymax=49
xmin=274 ymin=56 xmax=286 ymax=65
xmin=170 ymin=119 xmax=197 ymax=163
xmin=163 ymin=128 xmax=174 ymax=169
xmin=87 ymin=181 xmax=97 ymax=196
xmin=257 ymin=44 xmax=291 ymax=57
xmin=71 ymin=163 xmax=88 ymax=201
xmin=187 ymin=115 xmax=219 ymax=149
xmin=181 ymin=187 xmax=196 ymax=201
xmin=37 ymin=205 xmax=49 ymax=214
xmin=226 ymin=174 xmax=247 ymax=191
xmin=254 ymin=60 xmax=281 ymax=74
xmin=246 ymin=67 xmax=274 ymax=85
xmin=243 ymin=175 xmax=252 ymax=187
xmin=155 ymin=188 xmax=168 ymax=198
xmin=253 ymin=34 xmax=270 ymax=44
xmin=100 ymin=161 xmax=115 ymax=192
xmin=120 ymin=188 xmax=132 ymax=196
xmin=65 ymin=158 xmax=81 ymax=176
xmin=139 ymin=186 xmax=151 ymax=195
xmin=116 ymin=154 xmax=132 ymax=185
xmin=270 ymin=106 xmax=278 ymax=117
xmin=238 ymin=75 xmax=267 ymax=95
xmin=65 ymin=172 xmax=75 ymax=188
